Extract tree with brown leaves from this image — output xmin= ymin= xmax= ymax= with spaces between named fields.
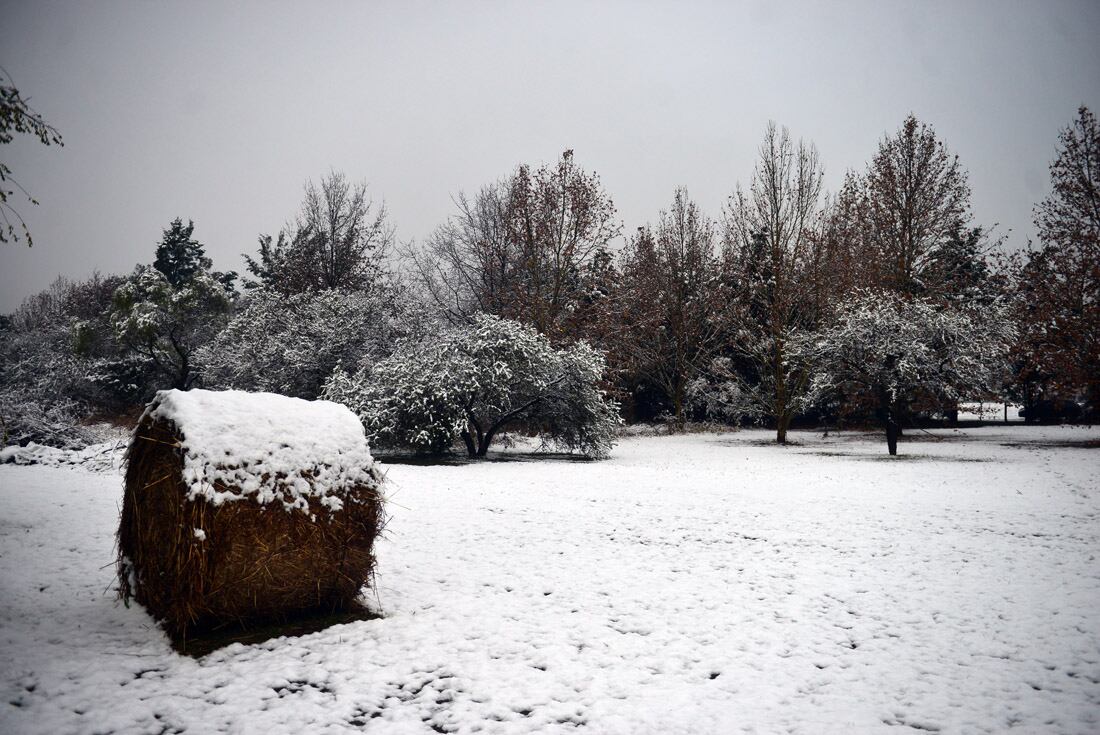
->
xmin=612 ymin=189 xmax=725 ymax=429
xmin=1013 ymin=106 xmax=1100 ymax=419
xmin=864 ymin=115 xmax=972 ymax=295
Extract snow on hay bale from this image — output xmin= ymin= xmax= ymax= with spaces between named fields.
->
xmin=117 ymin=389 xmax=385 ymax=640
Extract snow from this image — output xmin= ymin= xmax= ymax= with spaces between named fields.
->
xmin=0 ymin=439 xmax=127 ymax=473
xmin=957 ymin=402 xmax=1023 ymax=422
xmin=1 ymin=426 xmax=1099 ymax=734
xmin=143 ymin=389 xmax=381 ymax=512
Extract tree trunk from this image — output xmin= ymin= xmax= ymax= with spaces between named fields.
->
xmin=776 ymin=412 xmax=791 ymax=444
xmin=886 ymin=415 xmax=899 ymax=456
xmin=476 ymin=425 xmax=499 ymax=457
xmin=774 ymin=383 xmax=788 ymax=444
xmin=877 ymin=384 xmax=899 ymax=456
xmin=460 ymin=430 xmax=477 ymax=457
xmin=672 ymin=379 xmax=685 ymax=433
xmin=773 ymin=325 xmax=792 ymax=444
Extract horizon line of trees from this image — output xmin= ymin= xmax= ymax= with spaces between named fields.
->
xmin=1 ymin=107 xmax=1097 ymax=455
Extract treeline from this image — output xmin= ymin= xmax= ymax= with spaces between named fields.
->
xmin=1 ymin=109 xmax=1096 ymax=455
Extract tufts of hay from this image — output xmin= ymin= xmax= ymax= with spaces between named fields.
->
xmin=117 ymin=407 xmax=385 ymax=644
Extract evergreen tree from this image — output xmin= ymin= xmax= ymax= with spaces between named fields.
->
xmin=153 ymin=218 xmax=211 ymax=287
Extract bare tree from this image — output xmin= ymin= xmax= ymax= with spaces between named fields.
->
xmin=721 ymin=122 xmax=825 ymax=443
xmin=299 ymin=171 xmax=393 ymax=291
xmin=405 ymin=180 xmax=514 ymax=323
xmin=409 ymin=151 xmax=620 ymax=338
xmin=506 ymin=150 xmax=621 ymax=336
xmin=246 ymin=171 xmax=393 ymax=294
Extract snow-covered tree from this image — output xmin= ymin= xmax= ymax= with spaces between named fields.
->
xmin=111 ymin=219 xmax=239 ymax=391
xmin=688 ymin=329 xmax=817 ymax=430
xmin=0 ymin=393 xmax=90 ymax=448
xmin=0 ymin=273 xmax=143 ymax=446
xmin=111 ymin=266 xmax=232 ymax=390
xmin=0 ymin=293 xmax=90 ymax=447
xmin=322 ymin=314 xmax=621 ymax=458
xmin=154 ymin=218 xmax=212 ymax=287
xmin=199 ymin=288 xmax=406 ymax=399
xmin=795 ymin=291 xmax=1016 ymax=455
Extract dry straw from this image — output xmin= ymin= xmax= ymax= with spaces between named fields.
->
xmin=117 ymin=413 xmax=385 ymax=645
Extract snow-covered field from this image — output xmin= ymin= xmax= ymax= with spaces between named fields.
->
xmin=1 ymin=427 xmax=1098 ymax=734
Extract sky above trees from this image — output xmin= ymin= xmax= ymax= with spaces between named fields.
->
xmin=0 ymin=0 xmax=1097 ymax=312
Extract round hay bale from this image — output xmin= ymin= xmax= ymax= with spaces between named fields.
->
xmin=117 ymin=389 xmax=386 ymax=642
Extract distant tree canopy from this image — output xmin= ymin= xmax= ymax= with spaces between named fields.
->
xmin=8 ymin=110 xmax=1099 ymax=455
xmin=245 ymin=171 xmax=392 ymax=294
xmin=199 ymin=288 xmax=406 ymax=400
xmin=1 ymin=72 xmax=63 ymax=246
xmin=410 ymin=150 xmax=621 ymax=339
xmin=611 ymin=188 xmax=726 ymax=428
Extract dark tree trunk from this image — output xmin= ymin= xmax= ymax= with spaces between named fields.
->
xmin=476 ymin=427 xmax=497 ymax=457
xmin=462 ymin=412 xmax=488 ymax=458
xmin=877 ymin=383 xmax=900 ymax=456
xmin=460 ymin=430 xmax=477 ymax=457
xmin=776 ymin=415 xmax=790 ymax=444
xmin=672 ymin=381 xmax=685 ymax=433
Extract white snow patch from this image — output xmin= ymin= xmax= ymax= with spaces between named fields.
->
xmin=958 ymin=401 xmax=1024 ymax=422
xmin=0 ymin=440 xmax=126 ymax=473
xmin=142 ymin=389 xmax=381 ymax=513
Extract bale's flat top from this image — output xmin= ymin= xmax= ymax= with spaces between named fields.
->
xmin=144 ymin=389 xmax=380 ymax=512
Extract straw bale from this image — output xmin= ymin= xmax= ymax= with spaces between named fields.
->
xmin=117 ymin=390 xmax=385 ymax=642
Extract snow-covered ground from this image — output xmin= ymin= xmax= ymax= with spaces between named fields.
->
xmin=1 ymin=426 xmax=1098 ymax=734
xmin=957 ymin=402 xmax=1024 ymax=422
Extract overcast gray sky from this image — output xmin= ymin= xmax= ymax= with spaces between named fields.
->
xmin=1 ymin=0 xmax=1097 ymax=312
